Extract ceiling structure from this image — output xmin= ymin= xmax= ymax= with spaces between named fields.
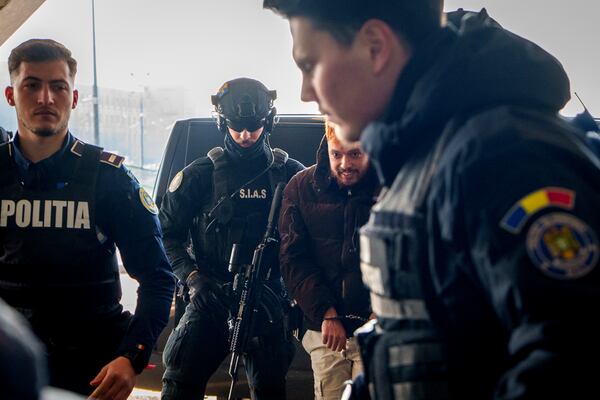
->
xmin=0 ymin=0 xmax=46 ymax=46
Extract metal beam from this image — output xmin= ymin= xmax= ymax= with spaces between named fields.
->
xmin=0 ymin=0 xmax=46 ymax=47
xmin=91 ymin=0 xmax=100 ymax=145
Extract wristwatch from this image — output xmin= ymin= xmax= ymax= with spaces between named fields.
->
xmin=120 ymin=345 xmax=147 ymax=374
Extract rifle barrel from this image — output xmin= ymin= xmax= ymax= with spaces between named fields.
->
xmin=264 ymin=182 xmax=285 ymax=240
xmin=228 ymin=353 xmax=240 ymax=400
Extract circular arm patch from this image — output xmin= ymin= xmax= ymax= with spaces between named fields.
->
xmin=139 ymin=187 xmax=159 ymax=215
xmin=169 ymin=171 xmax=183 ymax=193
xmin=526 ymin=212 xmax=598 ymax=279
xmin=168 ymin=171 xmax=183 ymax=193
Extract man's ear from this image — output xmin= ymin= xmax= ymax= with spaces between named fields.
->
xmin=72 ymin=89 xmax=78 ymax=109
xmin=359 ymin=19 xmax=400 ymax=76
xmin=5 ymin=86 xmax=14 ymax=106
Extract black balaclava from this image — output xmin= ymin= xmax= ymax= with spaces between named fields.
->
xmin=212 ymin=78 xmax=277 ymax=163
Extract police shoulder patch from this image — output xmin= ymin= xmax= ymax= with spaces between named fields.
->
xmin=100 ymin=151 xmax=125 ymax=168
xmin=70 ymin=140 xmax=125 ymax=168
xmin=139 ymin=187 xmax=159 ymax=215
xmin=526 ymin=212 xmax=598 ymax=280
xmin=500 ymin=187 xmax=575 ymax=234
xmin=168 ymin=171 xmax=183 ymax=193
xmin=70 ymin=139 xmax=85 ymax=156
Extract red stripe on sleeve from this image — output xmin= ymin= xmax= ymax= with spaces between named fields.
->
xmin=547 ymin=190 xmax=574 ymax=208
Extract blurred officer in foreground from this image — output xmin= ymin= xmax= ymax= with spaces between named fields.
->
xmin=0 ymin=297 xmax=84 ymax=400
xmin=0 ymin=297 xmax=46 ymax=400
xmin=279 ymin=121 xmax=378 ymax=400
xmin=0 ymin=39 xmax=175 ymax=400
xmin=159 ymin=77 xmax=304 ymax=399
xmin=265 ymin=1 xmax=600 ymax=399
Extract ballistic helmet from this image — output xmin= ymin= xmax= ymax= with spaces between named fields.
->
xmin=212 ymin=78 xmax=277 ymax=134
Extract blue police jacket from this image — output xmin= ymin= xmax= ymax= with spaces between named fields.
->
xmin=1 ymin=131 xmax=174 ymax=371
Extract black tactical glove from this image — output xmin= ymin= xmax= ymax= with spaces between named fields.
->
xmin=186 ymin=270 xmax=229 ymax=314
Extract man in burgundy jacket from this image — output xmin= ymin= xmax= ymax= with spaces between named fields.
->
xmin=279 ymin=123 xmax=379 ymax=400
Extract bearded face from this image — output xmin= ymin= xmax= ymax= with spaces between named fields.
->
xmin=328 ymin=138 xmax=369 ymax=187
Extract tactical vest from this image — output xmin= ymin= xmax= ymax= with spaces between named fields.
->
xmin=358 ymin=127 xmax=456 ymax=400
xmin=191 ymin=147 xmax=287 ymax=280
xmin=0 ymin=141 xmax=121 ymax=316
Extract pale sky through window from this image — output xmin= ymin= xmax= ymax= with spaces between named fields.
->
xmin=0 ymin=0 xmax=598 ymax=116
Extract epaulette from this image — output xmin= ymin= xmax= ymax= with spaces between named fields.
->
xmin=70 ymin=139 xmax=124 ymax=168
xmin=70 ymin=139 xmax=85 ymax=156
xmin=100 ymin=150 xmax=125 ymax=168
xmin=272 ymin=148 xmax=288 ymax=167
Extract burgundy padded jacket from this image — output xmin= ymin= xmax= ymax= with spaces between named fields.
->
xmin=279 ymin=136 xmax=379 ymax=331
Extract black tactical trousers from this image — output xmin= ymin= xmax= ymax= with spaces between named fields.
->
xmin=31 ymin=309 xmax=132 ymax=395
xmin=162 ymin=301 xmax=295 ymax=400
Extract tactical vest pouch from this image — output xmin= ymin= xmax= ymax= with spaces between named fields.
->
xmin=360 ymin=217 xmax=426 ymax=304
xmin=357 ymin=125 xmax=460 ymax=399
xmin=207 ymin=147 xmax=234 ymax=226
xmin=196 ymin=147 xmax=289 ymax=278
xmin=356 ymin=320 xmax=450 ymax=400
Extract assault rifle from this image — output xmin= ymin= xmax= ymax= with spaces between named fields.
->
xmin=227 ymin=182 xmax=286 ymax=400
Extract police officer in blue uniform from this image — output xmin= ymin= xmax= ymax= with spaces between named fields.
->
xmin=160 ymin=78 xmax=304 ymax=399
xmin=0 ymin=39 xmax=174 ymax=400
xmin=265 ymin=1 xmax=600 ymax=399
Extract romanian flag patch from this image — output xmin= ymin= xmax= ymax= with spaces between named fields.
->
xmin=500 ymin=187 xmax=575 ymax=234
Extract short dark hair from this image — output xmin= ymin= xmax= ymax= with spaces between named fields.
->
xmin=264 ymin=0 xmax=444 ymax=47
xmin=8 ymin=39 xmax=77 ymax=80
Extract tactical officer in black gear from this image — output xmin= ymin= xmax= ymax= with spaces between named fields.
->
xmin=160 ymin=77 xmax=305 ymax=399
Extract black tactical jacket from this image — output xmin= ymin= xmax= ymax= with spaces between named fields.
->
xmin=160 ymin=148 xmax=304 ymax=283
xmin=360 ymin=10 xmax=600 ymax=399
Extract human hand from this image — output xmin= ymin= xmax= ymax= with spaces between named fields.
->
xmin=186 ymin=270 xmax=228 ymax=313
xmin=321 ymin=307 xmax=347 ymax=352
xmin=88 ymin=356 xmax=136 ymax=400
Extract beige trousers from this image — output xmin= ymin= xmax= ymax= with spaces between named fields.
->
xmin=302 ymin=329 xmax=364 ymax=400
